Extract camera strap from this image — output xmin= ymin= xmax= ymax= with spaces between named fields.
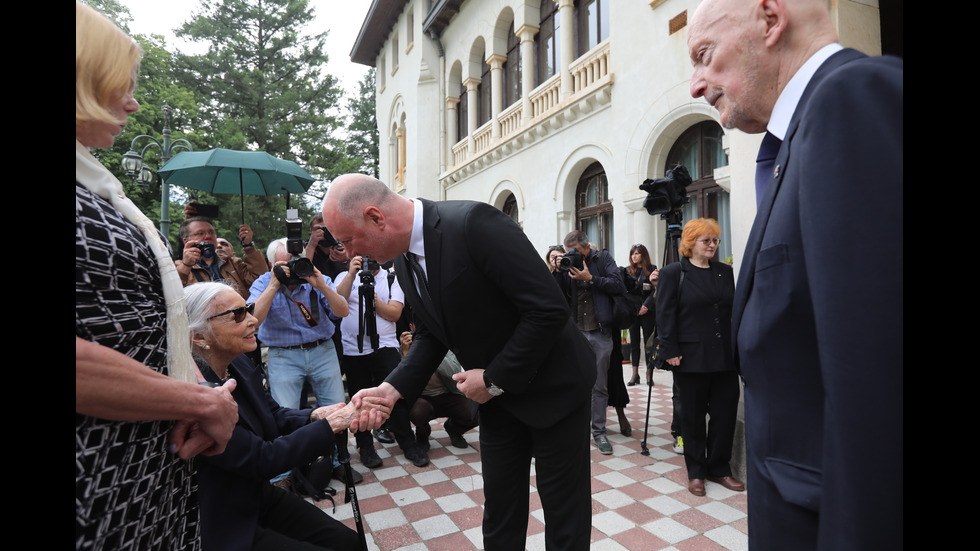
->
xmin=278 ymin=285 xmax=320 ymax=327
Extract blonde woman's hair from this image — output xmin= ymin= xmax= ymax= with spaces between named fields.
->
xmin=76 ymin=2 xmax=141 ymax=131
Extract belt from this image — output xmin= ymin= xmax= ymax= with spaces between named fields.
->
xmin=275 ymin=338 xmax=329 ymax=350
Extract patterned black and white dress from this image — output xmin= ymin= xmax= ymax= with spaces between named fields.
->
xmin=76 ymin=183 xmax=200 ymax=550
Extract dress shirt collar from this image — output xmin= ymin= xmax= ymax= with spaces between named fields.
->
xmin=767 ymin=43 xmax=843 ymax=140
xmin=408 ymin=198 xmax=425 ymax=258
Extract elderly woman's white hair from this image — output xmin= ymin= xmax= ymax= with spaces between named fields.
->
xmin=184 ymin=281 xmax=236 ymax=343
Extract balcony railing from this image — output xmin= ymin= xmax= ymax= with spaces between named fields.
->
xmin=448 ymin=39 xmax=612 ymax=174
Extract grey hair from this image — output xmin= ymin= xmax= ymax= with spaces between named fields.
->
xmin=266 ymin=238 xmax=287 ymax=265
xmin=563 ymin=230 xmax=590 ymax=248
xmin=184 ymin=281 xmax=235 ymax=344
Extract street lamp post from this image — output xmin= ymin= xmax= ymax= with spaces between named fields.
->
xmin=122 ymin=103 xmax=192 ymax=238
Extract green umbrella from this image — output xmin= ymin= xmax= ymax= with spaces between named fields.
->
xmin=158 ymin=148 xmax=316 ymax=224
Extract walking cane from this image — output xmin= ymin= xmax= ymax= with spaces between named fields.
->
xmin=640 ymin=327 xmax=659 ymax=456
xmin=335 ymin=432 xmax=368 ymax=551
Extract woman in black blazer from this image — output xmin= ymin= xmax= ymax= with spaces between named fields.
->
xmin=656 ymin=219 xmax=744 ymax=497
xmin=184 ymin=282 xmax=387 ymax=550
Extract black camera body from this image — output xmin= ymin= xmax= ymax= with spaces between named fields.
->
xmin=274 ymin=211 xmax=315 ymax=286
xmin=559 ymin=248 xmax=584 ymax=272
xmin=315 ymin=226 xmax=340 ymax=249
xmin=640 ymin=165 xmax=692 ymax=216
xmin=192 ymin=241 xmax=216 ymax=259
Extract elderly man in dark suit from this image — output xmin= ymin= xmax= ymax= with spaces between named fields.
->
xmin=321 ymin=174 xmax=595 ymax=551
xmin=687 ymin=0 xmax=903 ymax=549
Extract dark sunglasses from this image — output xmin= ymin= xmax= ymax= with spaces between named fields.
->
xmin=208 ymin=303 xmax=256 ymax=323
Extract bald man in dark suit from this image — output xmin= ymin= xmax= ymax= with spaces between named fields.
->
xmin=688 ymin=0 xmax=902 ymax=549
xmin=322 ymin=174 xmax=595 ymax=551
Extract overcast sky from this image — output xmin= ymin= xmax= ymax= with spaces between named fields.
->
xmin=120 ymin=0 xmax=374 ymax=95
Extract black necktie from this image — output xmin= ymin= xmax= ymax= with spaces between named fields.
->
xmin=405 ymin=252 xmax=436 ymax=317
xmin=755 ymin=131 xmax=782 ymax=208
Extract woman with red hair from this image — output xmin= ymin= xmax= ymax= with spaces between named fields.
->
xmin=656 ymin=218 xmax=743 ymax=497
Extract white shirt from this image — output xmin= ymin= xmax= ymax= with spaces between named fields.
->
xmin=332 ymin=269 xmax=405 ymax=356
xmin=408 ymin=198 xmax=428 ymax=276
xmin=767 ymin=43 xmax=843 ymax=140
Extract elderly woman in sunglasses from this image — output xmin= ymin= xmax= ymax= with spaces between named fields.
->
xmin=184 ymin=281 xmax=389 ymax=550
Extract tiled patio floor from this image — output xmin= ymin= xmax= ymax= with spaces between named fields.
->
xmin=316 ymin=367 xmax=748 ymax=551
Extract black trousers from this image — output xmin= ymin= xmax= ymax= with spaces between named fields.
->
xmin=254 ymin=483 xmax=359 ymax=550
xmin=628 ymin=313 xmax=656 ymax=367
xmin=479 ymin=399 xmax=591 ymax=551
xmin=409 ymin=392 xmax=479 ymax=442
xmin=673 ymin=370 xmax=740 ymax=479
xmin=342 ymin=348 xmax=416 ymax=451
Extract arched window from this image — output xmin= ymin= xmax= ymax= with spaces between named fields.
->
xmin=666 ymin=121 xmax=732 ymax=261
xmin=503 ymin=23 xmax=521 ymax=107
xmin=502 ymin=193 xmax=519 ymax=225
xmin=576 ymin=161 xmax=613 ymax=251
xmin=478 ymin=57 xmax=491 ymax=127
xmin=536 ymin=1 xmax=560 ymax=86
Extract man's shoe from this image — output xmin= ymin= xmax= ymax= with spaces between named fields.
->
xmin=594 ymin=435 xmax=613 ymax=455
xmin=708 ymin=476 xmax=746 ymax=492
xmin=359 ymin=446 xmax=383 ymax=469
xmin=373 ymin=428 xmax=395 ymax=444
xmin=403 ymin=446 xmax=430 ymax=467
xmin=332 ymin=465 xmax=364 ymax=485
xmin=688 ymin=478 xmax=706 ymax=496
xmin=447 ymin=431 xmax=469 ymax=449
xmin=673 ymin=436 xmax=684 ymax=454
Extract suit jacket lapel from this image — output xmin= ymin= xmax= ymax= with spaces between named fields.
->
xmin=395 ymin=199 xmax=449 ymax=346
xmin=732 ymin=49 xmax=865 ymax=351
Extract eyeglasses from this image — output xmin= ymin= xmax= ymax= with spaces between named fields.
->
xmin=208 ymin=303 xmax=256 ymax=323
xmin=697 ymin=238 xmax=720 ymax=246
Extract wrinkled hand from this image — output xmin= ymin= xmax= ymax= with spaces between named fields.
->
xmin=347 ymin=385 xmax=398 ymax=432
xmin=310 ymin=402 xmax=346 ymax=422
xmin=169 ymin=379 xmax=239 ymax=459
xmin=452 ymin=369 xmax=493 ymax=404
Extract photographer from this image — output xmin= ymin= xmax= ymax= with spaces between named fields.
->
xmin=306 ymin=213 xmax=348 ymax=281
xmin=555 ymin=230 xmax=625 ymax=455
xmin=176 ymin=216 xmax=267 ymax=299
xmin=248 ymin=238 xmax=363 ymax=484
xmin=333 ymin=256 xmax=430 ymax=468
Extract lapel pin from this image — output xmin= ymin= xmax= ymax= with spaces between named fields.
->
xmin=773 ymin=164 xmax=780 ymax=179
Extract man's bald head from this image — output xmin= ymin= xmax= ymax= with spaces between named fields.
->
xmin=321 ymin=174 xmax=413 ymax=262
xmin=688 ymin=0 xmax=838 ymax=133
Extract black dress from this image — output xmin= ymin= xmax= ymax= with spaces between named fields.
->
xmin=76 ymin=184 xmax=200 ymax=549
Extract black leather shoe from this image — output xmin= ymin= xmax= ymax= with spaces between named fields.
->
xmin=373 ymin=428 xmax=395 ymax=444
xmin=447 ymin=431 xmax=468 ymax=449
xmin=688 ymin=478 xmax=706 ymax=496
xmin=403 ymin=446 xmax=430 ymax=467
xmin=359 ymin=446 xmax=383 ymax=469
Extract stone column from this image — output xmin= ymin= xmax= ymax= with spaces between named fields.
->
xmin=446 ymin=96 xmax=460 ymax=165
xmin=464 ymin=77 xmax=480 ymax=156
xmin=487 ymin=53 xmax=506 ymax=140
xmin=558 ymin=0 xmax=574 ymax=98
xmin=518 ymin=24 xmax=538 ymax=124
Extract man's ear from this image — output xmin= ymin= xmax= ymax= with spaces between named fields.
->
xmin=761 ymin=0 xmax=789 ymax=48
xmin=364 ymin=206 xmax=386 ymax=230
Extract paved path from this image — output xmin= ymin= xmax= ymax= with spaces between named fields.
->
xmin=317 ymin=366 xmax=749 ymax=551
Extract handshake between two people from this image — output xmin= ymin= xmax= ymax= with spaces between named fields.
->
xmin=309 ymin=394 xmax=394 ymax=434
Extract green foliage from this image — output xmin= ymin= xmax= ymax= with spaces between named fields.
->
xmin=345 ymin=68 xmax=380 ymax=178
xmin=175 ymin=0 xmax=347 ymax=185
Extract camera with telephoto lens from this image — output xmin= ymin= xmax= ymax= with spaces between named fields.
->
xmin=559 ymin=248 xmax=584 ymax=272
xmin=639 ymin=165 xmax=692 ymax=216
xmin=192 ymin=241 xmax=216 ymax=259
xmin=273 ymin=210 xmax=315 ymax=286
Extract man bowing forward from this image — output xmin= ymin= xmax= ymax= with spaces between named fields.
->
xmin=322 ymin=174 xmax=595 ymax=551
